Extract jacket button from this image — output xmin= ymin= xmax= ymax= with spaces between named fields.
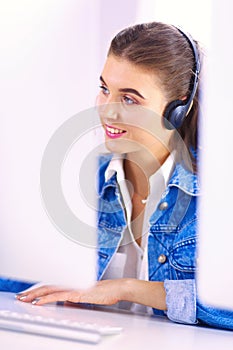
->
xmin=159 ymin=201 xmax=168 ymax=210
xmin=158 ymin=254 xmax=167 ymax=264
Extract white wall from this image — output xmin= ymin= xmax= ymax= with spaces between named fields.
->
xmin=198 ymin=0 xmax=233 ymax=309
xmin=0 ymin=0 xmax=141 ymax=285
xmin=136 ymin=0 xmax=211 ymax=46
xmin=0 ymin=0 xmax=101 ymax=286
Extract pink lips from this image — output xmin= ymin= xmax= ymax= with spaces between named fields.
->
xmin=105 ymin=124 xmax=127 ymax=139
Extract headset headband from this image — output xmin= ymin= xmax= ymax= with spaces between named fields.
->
xmin=163 ymin=26 xmax=200 ymax=130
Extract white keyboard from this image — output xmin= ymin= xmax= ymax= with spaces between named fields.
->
xmin=0 ymin=308 xmax=122 ymax=344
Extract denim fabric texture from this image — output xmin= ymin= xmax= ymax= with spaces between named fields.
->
xmin=0 ymin=277 xmax=34 ymax=293
xmin=164 ymin=279 xmax=197 ymax=324
xmin=97 ymin=154 xmax=233 ymax=329
xmin=196 ymin=299 xmax=233 ymax=330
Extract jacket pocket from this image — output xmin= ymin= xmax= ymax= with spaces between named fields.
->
xmin=169 ymin=237 xmax=197 ymax=273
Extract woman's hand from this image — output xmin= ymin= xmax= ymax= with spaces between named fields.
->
xmin=16 ymin=278 xmax=167 ymax=310
xmin=16 ymin=279 xmax=126 ymax=306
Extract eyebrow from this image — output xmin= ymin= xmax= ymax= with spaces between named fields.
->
xmin=99 ymin=75 xmax=146 ymax=100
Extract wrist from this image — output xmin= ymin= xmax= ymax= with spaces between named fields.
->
xmin=119 ymin=278 xmax=167 ymax=311
xmin=119 ymin=278 xmax=136 ymax=301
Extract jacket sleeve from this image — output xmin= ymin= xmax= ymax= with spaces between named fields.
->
xmin=196 ymin=299 xmax=233 ymax=330
xmin=164 ymin=279 xmax=197 ymax=324
xmin=164 ymin=279 xmax=233 ymax=330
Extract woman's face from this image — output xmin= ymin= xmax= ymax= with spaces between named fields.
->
xmin=96 ymin=54 xmax=173 ymax=157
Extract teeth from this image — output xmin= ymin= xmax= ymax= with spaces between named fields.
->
xmin=106 ymin=126 xmax=125 ymax=134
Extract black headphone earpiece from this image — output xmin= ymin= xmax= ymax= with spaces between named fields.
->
xmin=163 ymin=27 xmax=201 ymax=130
xmin=163 ymin=99 xmax=189 ymax=130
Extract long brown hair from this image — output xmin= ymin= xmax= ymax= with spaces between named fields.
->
xmin=108 ymin=22 xmax=202 ymax=172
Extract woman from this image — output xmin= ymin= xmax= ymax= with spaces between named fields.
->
xmin=16 ymin=22 xmax=233 ymax=329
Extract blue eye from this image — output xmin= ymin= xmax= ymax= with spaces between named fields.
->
xmin=123 ymin=96 xmax=137 ymax=105
xmin=99 ymin=85 xmax=109 ymax=96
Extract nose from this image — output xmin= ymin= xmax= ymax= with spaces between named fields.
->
xmin=99 ymin=102 xmax=119 ymax=121
xmin=106 ymin=106 xmax=118 ymax=120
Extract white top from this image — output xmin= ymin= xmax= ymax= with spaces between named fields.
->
xmin=102 ymin=153 xmax=175 ymax=313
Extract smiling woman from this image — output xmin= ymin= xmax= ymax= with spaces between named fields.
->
xmin=16 ymin=21 xmax=233 ymax=331
xmin=97 ymin=55 xmax=171 ymax=162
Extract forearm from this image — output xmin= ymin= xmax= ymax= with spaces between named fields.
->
xmin=120 ymin=278 xmax=167 ymax=311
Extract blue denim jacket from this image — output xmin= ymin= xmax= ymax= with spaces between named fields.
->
xmin=97 ymin=154 xmax=233 ymax=330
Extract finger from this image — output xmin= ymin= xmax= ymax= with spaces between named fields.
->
xmin=31 ymin=291 xmax=80 ymax=306
xmin=16 ymin=285 xmax=68 ymax=303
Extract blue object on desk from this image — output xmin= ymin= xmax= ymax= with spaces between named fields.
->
xmin=0 ymin=277 xmax=34 ymax=293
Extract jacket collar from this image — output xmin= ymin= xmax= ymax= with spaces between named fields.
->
xmin=99 ymin=154 xmax=200 ymax=197
xmin=168 ymin=163 xmax=200 ymax=196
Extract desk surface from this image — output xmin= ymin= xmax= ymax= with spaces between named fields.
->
xmin=1 ymin=292 xmax=233 ymax=350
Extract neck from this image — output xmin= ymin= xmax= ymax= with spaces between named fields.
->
xmin=124 ymin=148 xmax=170 ymax=199
xmin=125 ymin=148 xmax=170 ymax=178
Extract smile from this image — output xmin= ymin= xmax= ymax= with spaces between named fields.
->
xmin=105 ymin=124 xmax=127 ymax=139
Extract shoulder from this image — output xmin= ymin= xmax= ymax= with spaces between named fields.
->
xmin=168 ymin=162 xmax=200 ymax=197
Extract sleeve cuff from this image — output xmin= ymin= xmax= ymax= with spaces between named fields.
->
xmin=164 ymin=279 xmax=197 ymax=324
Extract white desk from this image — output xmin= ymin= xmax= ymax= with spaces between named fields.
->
xmin=1 ymin=293 xmax=233 ymax=350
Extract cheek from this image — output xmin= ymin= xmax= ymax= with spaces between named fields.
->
xmin=95 ymin=93 xmax=103 ymax=106
xmin=130 ymin=123 xmax=164 ymax=147
xmin=95 ymin=93 xmax=105 ymax=106
xmin=95 ymin=95 xmax=108 ymax=126
xmin=146 ymin=97 xmax=167 ymax=117
xmin=128 ymin=126 xmax=149 ymax=143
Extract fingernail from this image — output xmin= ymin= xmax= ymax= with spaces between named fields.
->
xmin=15 ymin=293 xmax=23 ymax=298
xmin=19 ymin=295 xmax=28 ymax=301
xmin=32 ymin=298 xmax=40 ymax=305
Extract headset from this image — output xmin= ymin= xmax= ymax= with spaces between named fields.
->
xmin=163 ymin=27 xmax=201 ymax=130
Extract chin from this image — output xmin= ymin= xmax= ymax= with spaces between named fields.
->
xmin=105 ymin=142 xmax=125 ymax=154
xmin=105 ymin=138 xmax=141 ymax=154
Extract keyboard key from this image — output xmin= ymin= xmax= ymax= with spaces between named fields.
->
xmin=0 ymin=308 xmax=122 ymax=343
